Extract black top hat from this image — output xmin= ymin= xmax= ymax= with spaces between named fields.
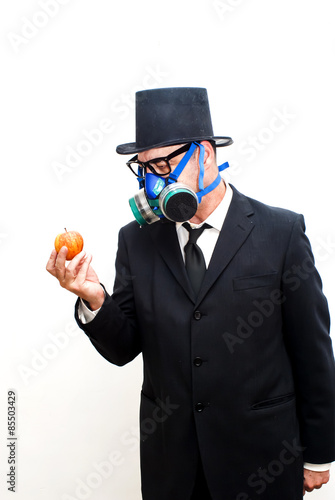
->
xmin=116 ymin=87 xmax=233 ymax=155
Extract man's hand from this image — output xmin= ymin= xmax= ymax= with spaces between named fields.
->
xmin=303 ymin=468 xmax=330 ymax=495
xmin=46 ymin=247 xmax=105 ymax=310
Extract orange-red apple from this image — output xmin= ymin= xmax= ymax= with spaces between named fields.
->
xmin=54 ymin=229 xmax=84 ymax=260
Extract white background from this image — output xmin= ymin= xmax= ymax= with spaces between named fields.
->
xmin=0 ymin=0 xmax=334 ymax=499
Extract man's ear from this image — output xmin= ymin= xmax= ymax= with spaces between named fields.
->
xmin=200 ymin=141 xmax=216 ymax=169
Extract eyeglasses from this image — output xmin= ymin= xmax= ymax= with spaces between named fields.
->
xmin=126 ymin=143 xmax=192 ymax=178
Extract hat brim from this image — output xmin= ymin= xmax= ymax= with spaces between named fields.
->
xmin=116 ymin=136 xmax=233 ymax=155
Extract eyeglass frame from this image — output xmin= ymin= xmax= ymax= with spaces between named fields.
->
xmin=126 ymin=143 xmax=192 ymax=178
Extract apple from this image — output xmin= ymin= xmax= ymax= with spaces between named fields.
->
xmin=54 ymin=229 xmax=84 ymax=260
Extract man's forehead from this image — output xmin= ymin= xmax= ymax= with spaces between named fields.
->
xmin=137 ymin=144 xmax=185 ymax=162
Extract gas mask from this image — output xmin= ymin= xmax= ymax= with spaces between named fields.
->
xmin=129 ymin=142 xmax=229 ymax=225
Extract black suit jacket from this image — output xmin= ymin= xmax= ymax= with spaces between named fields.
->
xmin=75 ymin=185 xmax=335 ymax=500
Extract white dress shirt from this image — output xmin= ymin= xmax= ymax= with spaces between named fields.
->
xmin=77 ymin=180 xmax=331 ymax=471
xmin=175 ymin=181 xmax=233 ymax=267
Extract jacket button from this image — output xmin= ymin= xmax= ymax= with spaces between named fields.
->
xmin=195 ymin=402 xmax=205 ymax=412
xmin=194 ymin=311 xmax=202 ymax=320
xmin=193 ymin=357 xmax=203 ymax=367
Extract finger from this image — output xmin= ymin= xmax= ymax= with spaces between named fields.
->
xmin=303 ymin=478 xmax=312 ymax=493
xmin=54 ymin=246 xmax=68 ymax=282
xmin=46 ymin=249 xmax=57 ymax=276
xmin=76 ymin=253 xmax=92 ymax=283
xmin=66 ymin=250 xmax=86 ymax=277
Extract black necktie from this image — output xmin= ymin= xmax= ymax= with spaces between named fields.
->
xmin=183 ymin=222 xmax=210 ymax=295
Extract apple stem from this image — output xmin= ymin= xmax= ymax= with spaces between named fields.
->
xmin=64 ymin=228 xmax=67 ymax=232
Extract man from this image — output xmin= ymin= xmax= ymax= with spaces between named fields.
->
xmin=47 ymin=87 xmax=335 ymax=499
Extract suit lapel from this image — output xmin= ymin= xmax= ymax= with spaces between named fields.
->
xmin=147 ymin=186 xmax=255 ymax=305
xmin=196 ymin=186 xmax=255 ymax=305
xmin=148 ymin=219 xmax=196 ymax=303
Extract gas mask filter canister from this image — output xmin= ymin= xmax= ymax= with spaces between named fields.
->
xmin=129 ymin=179 xmax=199 ymax=225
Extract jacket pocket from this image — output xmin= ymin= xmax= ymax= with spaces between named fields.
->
xmin=251 ymin=393 xmax=295 ymax=410
xmin=233 ymin=272 xmax=277 ymax=291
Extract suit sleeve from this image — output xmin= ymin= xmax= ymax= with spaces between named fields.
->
xmin=282 ymin=214 xmax=335 ymax=463
xmin=74 ymin=228 xmax=141 ymax=366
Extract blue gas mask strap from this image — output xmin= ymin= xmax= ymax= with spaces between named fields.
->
xmin=194 ymin=141 xmax=229 ymax=202
xmin=137 ymin=165 xmax=145 ymax=188
xmin=218 ymin=161 xmax=230 ymax=173
xmin=157 ymin=140 xmax=229 ymax=203
xmin=194 ymin=142 xmax=205 ymax=191
xmin=167 ymin=142 xmax=198 ymax=184
xmin=197 ymin=161 xmax=230 ymax=203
